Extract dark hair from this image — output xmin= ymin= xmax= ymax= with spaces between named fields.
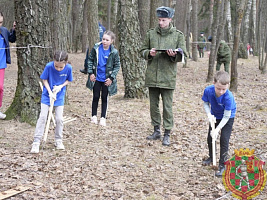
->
xmin=214 ymin=71 xmax=230 ymax=85
xmin=54 ymin=50 xmax=68 ymax=62
xmin=0 ymin=12 xmax=3 ymax=17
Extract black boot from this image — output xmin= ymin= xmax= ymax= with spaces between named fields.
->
xmin=147 ymin=126 xmax=161 ymax=140
xmin=215 ymin=164 xmax=225 ymax=177
xmin=202 ymin=157 xmax=212 ymax=166
xmin=162 ymin=130 xmax=170 ymax=146
xmin=80 ymin=68 xmax=88 ymax=74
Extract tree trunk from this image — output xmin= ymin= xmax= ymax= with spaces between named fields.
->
xmin=138 ymin=0 xmax=150 ymax=39
xmin=191 ymin=0 xmax=198 ymax=61
xmin=107 ymin=0 xmax=111 ymax=30
xmin=6 ymin=0 xmax=52 ymax=125
xmin=185 ymin=0 xmax=192 ymax=60
xmin=111 ymin=0 xmax=119 ymax=47
xmin=251 ymin=0 xmax=257 ymax=55
xmin=118 ymin=0 xmax=148 ymax=98
xmin=206 ymin=0 xmax=222 ymax=82
xmin=216 ymin=0 xmax=226 ymax=51
xmin=82 ymin=0 xmax=89 ymax=53
xmin=242 ymin=0 xmax=252 ymax=45
xmin=150 ymin=0 xmax=162 ymax=28
xmin=230 ymin=0 xmax=248 ymax=92
xmin=225 ymin=0 xmax=233 ymax=43
xmin=207 ymin=0 xmax=214 ymax=51
xmin=88 ymin=0 xmax=99 ymax=49
xmin=71 ymin=0 xmax=79 ymax=52
xmin=48 ymin=0 xmax=68 ymax=52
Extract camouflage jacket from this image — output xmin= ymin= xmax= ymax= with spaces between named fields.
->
xmin=217 ymin=42 xmax=231 ymax=63
xmin=198 ymin=35 xmax=207 ymax=49
xmin=139 ymin=24 xmax=187 ymax=89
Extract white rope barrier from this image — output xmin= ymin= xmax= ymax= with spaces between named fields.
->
xmin=0 ymin=44 xmax=52 ymax=55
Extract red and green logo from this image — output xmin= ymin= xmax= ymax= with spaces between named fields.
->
xmin=222 ymin=148 xmax=266 ymax=200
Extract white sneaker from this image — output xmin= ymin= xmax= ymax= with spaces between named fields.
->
xmin=99 ymin=117 xmax=106 ymax=126
xmin=0 ymin=111 xmax=6 ymax=119
xmin=55 ymin=140 xmax=65 ymax=150
xmin=30 ymin=142 xmax=40 ymax=153
xmin=91 ymin=115 xmax=98 ymax=124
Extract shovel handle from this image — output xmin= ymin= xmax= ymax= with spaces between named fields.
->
xmin=210 ymin=115 xmax=217 ymax=166
xmin=42 ymin=93 xmax=56 ymax=146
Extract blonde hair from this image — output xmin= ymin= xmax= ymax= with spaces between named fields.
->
xmin=214 ymin=71 xmax=230 ymax=85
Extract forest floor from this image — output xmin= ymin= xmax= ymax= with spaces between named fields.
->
xmin=0 ymin=50 xmax=266 ymax=200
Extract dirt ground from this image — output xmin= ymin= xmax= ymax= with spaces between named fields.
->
xmin=0 ymin=49 xmax=266 ymax=200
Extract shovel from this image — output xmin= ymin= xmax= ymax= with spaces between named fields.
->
xmin=42 ymin=91 xmax=57 ymax=149
xmin=210 ymin=115 xmax=217 ymax=167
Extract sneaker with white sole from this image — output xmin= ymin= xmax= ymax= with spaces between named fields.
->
xmin=55 ymin=140 xmax=65 ymax=150
xmin=99 ymin=117 xmax=106 ymax=126
xmin=30 ymin=142 xmax=40 ymax=153
xmin=91 ymin=115 xmax=98 ymax=124
xmin=0 ymin=111 xmax=6 ymax=120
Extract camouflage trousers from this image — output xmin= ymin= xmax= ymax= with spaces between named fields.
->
xmin=148 ymin=87 xmax=174 ymax=130
xmin=198 ymin=48 xmax=204 ymax=58
xmin=216 ymin=62 xmax=230 ymax=73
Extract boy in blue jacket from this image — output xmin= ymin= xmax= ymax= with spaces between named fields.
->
xmin=0 ymin=12 xmax=16 ymax=119
xmin=202 ymin=71 xmax=236 ymax=177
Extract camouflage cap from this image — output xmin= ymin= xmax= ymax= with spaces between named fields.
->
xmin=156 ymin=6 xmax=174 ymax=18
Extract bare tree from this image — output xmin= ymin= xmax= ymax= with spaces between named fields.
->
xmin=191 ymin=0 xmax=198 ymax=61
xmin=48 ymin=0 xmax=69 ymax=52
xmin=185 ymin=0 xmax=192 ymax=60
xmin=81 ymin=0 xmax=89 ymax=52
xmin=107 ymin=0 xmax=111 ymax=30
xmin=251 ymin=0 xmax=257 ymax=55
xmin=207 ymin=0 xmax=214 ymax=51
xmin=138 ymin=0 xmax=150 ymax=39
xmin=257 ymin=0 xmax=267 ymax=74
xmin=88 ymin=0 xmax=99 ymax=50
xmin=230 ymin=0 xmax=248 ymax=92
xmin=225 ymin=0 xmax=233 ymax=43
xmin=6 ymin=0 xmax=52 ymax=124
xmin=242 ymin=0 xmax=252 ymax=45
xmin=118 ymin=0 xmax=148 ymax=98
xmin=150 ymin=0 xmax=162 ymax=28
xmin=206 ymin=0 xmax=223 ymax=82
xmin=71 ymin=0 xmax=80 ymax=52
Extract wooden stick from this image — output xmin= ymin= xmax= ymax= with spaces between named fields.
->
xmin=63 ymin=117 xmax=77 ymax=124
xmin=39 ymin=81 xmax=56 ymax=126
xmin=210 ymin=115 xmax=217 ymax=166
xmin=0 ymin=186 xmax=31 ymax=200
xmin=42 ymin=92 xmax=56 ymax=148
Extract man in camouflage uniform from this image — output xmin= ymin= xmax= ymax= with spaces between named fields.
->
xmin=197 ymin=32 xmax=207 ymax=58
xmin=216 ymin=40 xmax=231 ymax=73
xmin=140 ymin=6 xmax=187 ymax=146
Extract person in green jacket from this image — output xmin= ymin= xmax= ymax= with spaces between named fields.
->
xmin=216 ymin=40 xmax=231 ymax=73
xmin=197 ymin=32 xmax=207 ymax=58
xmin=86 ymin=30 xmax=120 ymax=127
xmin=140 ymin=6 xmax=187 ymax=146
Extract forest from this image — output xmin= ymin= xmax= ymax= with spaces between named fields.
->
xmin=0 ymin=0 xmax=266 ymax=199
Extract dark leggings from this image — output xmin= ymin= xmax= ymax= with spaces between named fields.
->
xmin=92 ymin=81 xmax=108 ymax=118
